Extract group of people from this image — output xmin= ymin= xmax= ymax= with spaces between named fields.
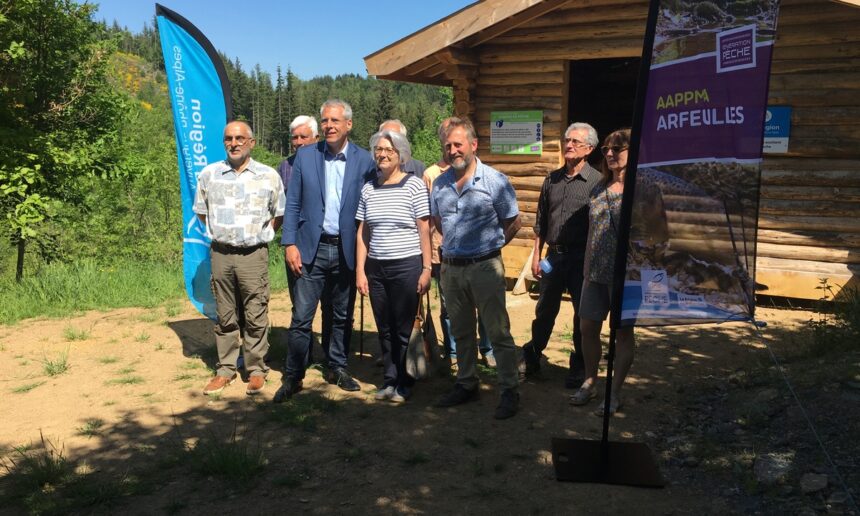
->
xmin=193 ymin=97 xmax=636 ymax=420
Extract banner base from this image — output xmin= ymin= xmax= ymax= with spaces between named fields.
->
xmin=551 ymin=438 xmax=664 ymax=487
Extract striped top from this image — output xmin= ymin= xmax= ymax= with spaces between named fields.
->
xmin=356 ymin=174 xmax=430 ymax=260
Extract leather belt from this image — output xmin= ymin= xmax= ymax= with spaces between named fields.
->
xmin=320 ymin=234 xmax=340 ymax=245
xmin=211 ymin=241 xmax=266 ymax=254
xmin=441 ymin=249 xmax=500 ymax=266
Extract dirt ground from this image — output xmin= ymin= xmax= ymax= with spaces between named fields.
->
xmin=0 ymin=290 xmax=857 ymax=515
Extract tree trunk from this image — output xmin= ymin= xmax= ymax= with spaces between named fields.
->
xmin=15 ymin=237 xmax=25 ymax=283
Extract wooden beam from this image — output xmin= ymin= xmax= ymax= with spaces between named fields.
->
xmin=436 ymin=47 xmax=479 ymax=66
xmin=375 ymin=73 xmax=452 ymax=87
xmin=365 ymin=0 xmax=546 ymax=77
xmin=461 ymin=0 xmax=575 ymax=48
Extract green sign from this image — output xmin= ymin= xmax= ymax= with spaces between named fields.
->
xmin=490 ymin=110 xmax=543 ymax=155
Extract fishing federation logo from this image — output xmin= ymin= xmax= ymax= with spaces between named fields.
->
xmin=641 ymin=269 xmax=670 ymax=305
xmin=717 ymin=24 xmax=756 ymax=73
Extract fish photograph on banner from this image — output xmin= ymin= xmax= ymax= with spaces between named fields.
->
xmin=155 ymin=4 xmax=232 ymax=319
xmin=621 ymin=0 xmax=781 ymax=325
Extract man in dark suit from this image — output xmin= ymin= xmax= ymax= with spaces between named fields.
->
xmin=275 ymin=99 xmax=376 ymax=402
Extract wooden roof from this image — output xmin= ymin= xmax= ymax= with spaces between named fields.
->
xmin=364 ymin=0 xmax=860 ymax=85
xmin=364 ymin=0 xmax=572 ymax=85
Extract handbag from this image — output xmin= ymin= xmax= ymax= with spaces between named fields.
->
xmin=406 ymin=292 xmax=443 ymax=380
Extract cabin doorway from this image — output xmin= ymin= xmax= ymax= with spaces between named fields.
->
xmin=568 ymin=57 xmax=641 ymax=166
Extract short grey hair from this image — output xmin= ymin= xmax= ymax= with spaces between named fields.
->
xmin=320 ymin=99 xmax=353 ymax=121
xmin=226 ymin=120 xmax=254 ymax=139
xmin=443 ymin=117 xmax=477 ymax=143
xmin=379 ymin=119 xmax=407 ymax=136
xmin=437 ymin=116 xmax=458 ymax=143
xmin=369 ymin=130 xmax=412 ymax=164
xmin=565 ymin=122 xmax=599 ymax=148
xmin=289 ymin=115 xmax=318 ymax=138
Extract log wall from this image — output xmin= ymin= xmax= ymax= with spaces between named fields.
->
xmin=452 ymin=0 xmax=860 ymax=298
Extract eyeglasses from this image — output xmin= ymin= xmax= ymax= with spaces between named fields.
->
xmin=563 ymin=138 xmax=592 ymax=149
xmin=373 ymin=146 xmax=398 ymax=156
xmin=224 ymin=135 xmax=251 ymax=146
xmin=601 ymin=145 xmax=628 ymax=156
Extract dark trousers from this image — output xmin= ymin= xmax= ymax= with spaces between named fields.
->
xmin=526 ymin=251 xmax=585 ymax=375
xmin=286 ymin=241 xmax=354 ymax=380
xmin=286 ymin=264 xmax=329 ymax=367
xmin=367 ymin=255 xmax=421 ymax=389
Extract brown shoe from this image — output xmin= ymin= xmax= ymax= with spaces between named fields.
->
xmin=203 ymin=374 xmax=236 ymax=396
xmin=246 ymin=375 xmax=266 ymax=395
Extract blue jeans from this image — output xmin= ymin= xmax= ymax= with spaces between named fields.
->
xmin=286 ymin=241 xmax=353 ymax=379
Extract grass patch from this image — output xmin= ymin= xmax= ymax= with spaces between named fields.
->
xmin=97 ymin=355 xmax=119 ymax=365
xmin=11 ymin=381 xmax=46 ymax=394
xmin=76 ymin=418 xmax=105 ymax=438
xmin=0 ymin=257 xmax=289 ymax=325
xmin=190 ymin=426 xmax=266 ymax=483
xmin=164 ymin=300 xmax=182 ymax=318
xmin=557 ymin=324 xmax=574 ymax=341
xmin=62 ymin=326 xmax=91 ymax=341
xmin=134 ymin=332 xmax=151 ymax=343
xmin=1 ymin=433 xmax=73 ymax=495
xmin=42 ymin=349 xmax=70 ymax=376
xmin=806 ymin=280 xmax=860 ymax=355
xmin=264 ymin=394 xmax=338 ymax=432
xmin=105 ymin=375 xmax=145 ymax=386
xmin=402 ymin=451 xmax=430 ymax=467
xmin=117 ymin=366 xmax=136 ymax=375
xmin=477 ymin=363 xmax=497 ymax=378
xmin=1 ymin=433 xmax=147 ymax=515
xmin=137 ymin=311 xmax=159 ymax=323
xmin=180 ymin=360 xmax=208 ymax=371
xmin=140 ymin=392 xmax=164 ymax=403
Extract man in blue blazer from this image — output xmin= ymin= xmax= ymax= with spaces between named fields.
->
xmin=275 ymin=99 xmax=376 ymax=402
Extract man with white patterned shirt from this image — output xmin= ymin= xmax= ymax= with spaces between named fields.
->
xmin=194 ymin=120 xmax=286 ymax=396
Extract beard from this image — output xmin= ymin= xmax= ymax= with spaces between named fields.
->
xmin=449 ymin=154 xmax=472 ymax=172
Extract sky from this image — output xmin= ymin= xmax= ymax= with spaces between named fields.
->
xmin=92 ymin=0 xmax=476 ymax=81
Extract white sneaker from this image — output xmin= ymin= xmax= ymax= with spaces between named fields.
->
xmin=374 ymin=386 xmax=395 ymax=401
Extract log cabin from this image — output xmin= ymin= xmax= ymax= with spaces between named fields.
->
xmin=364 ymin=0 xmax=860 ymax=300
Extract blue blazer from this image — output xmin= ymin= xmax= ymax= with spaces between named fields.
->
xmin=281 ymin=141 xmax=375 ymax=270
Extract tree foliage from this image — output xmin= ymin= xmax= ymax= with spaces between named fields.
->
xmin=0 ymin=0 xmax=128 ymax=279
xmin=2 ymin=6 xmax=452 ymax=281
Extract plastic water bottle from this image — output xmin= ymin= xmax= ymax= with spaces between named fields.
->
xmin=539 ymin=258 xmax=553 ymax=275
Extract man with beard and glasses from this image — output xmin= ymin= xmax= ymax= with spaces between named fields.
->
xmin=430 ymin=117 xmax=522 ymax=419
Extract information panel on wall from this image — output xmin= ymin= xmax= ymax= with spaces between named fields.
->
xmin=490 ymin=111 xmax=543 ymax=155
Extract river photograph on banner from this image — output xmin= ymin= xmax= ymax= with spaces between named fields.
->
xmin=621 ymin=0 xmax=781 ymax=325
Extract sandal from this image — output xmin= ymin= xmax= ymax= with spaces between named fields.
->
xmin=593 ymin=396 xmax=622 ymax=417
xmin=568 ymin=383 xmax=597 ymax=406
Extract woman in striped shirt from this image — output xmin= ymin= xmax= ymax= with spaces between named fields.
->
xmin=356 ymin=130 xmax=432 ymax=403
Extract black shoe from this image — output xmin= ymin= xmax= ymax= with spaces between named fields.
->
xmin=564 ymin=370 xmax=586 ymax=389
xmin=494 ymin=389 xmax=519 ymax=420
xmin=519 ymin=343 xmax=541 ymax=377
xmin=435 ymin=384 xmax=479 ymax=407
xmin=329 ymin=368 xmax=360 ymax=392
xmin=273 ymin=377 xmax=302 ymax=403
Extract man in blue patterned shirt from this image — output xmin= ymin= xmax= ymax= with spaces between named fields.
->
xmin=194 ymin=120 xmax=285 ymax=397
xmin=430 ymin=117 xmax=522 ymax=419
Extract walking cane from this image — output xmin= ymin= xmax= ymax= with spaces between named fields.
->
xmin=359 ymin=294 xmax=365 ymax=359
